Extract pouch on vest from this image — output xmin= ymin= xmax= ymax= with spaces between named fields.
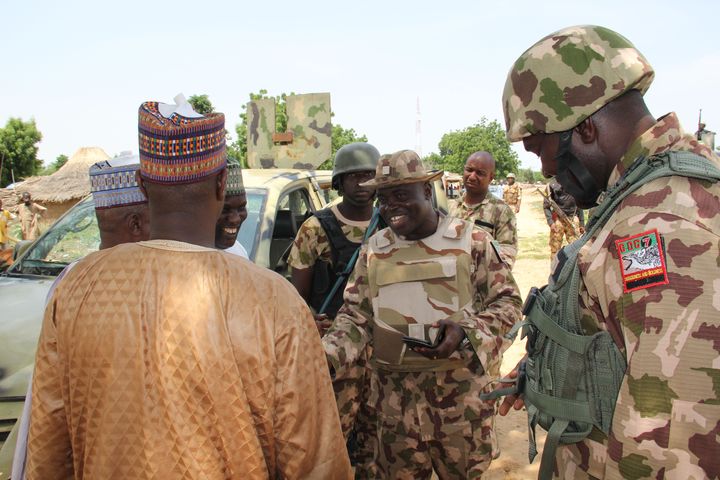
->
xmin=310 ymin=208 xmax=361 ymax=317
xmin=486 ymin=151 xmax=720 ymax=480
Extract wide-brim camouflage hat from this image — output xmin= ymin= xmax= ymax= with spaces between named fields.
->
xmin=502 ymin=25 xmax=654 ymax=142
xmin=360 ymin=150 xmax=442 ymax=189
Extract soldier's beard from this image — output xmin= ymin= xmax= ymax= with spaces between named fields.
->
xmin=555 ymin=130 xmax=602 ymax=209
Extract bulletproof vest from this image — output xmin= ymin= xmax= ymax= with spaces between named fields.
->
xmin=309 ymin=208 xmax=361 ymax=317
xmin=367 ymin=215 xmax=475 ymax=372
xmin=511 ymin=151 xmax=720 ymax=480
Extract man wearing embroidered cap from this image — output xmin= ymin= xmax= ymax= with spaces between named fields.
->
xmin=493 ymin=25 xmax=720 ymax=479
xmin=10 ymin=153 xmax=150 ymax=480
xmin=215 ymin=160 xmax=249 ymax=258
xmin=27 ymin=95 xmax=351 ymax=479
xmin=323 ymin=149 xmax=522 ymax=478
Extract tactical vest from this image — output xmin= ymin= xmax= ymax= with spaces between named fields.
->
xmin=497 ymin=151 xmax=720 ymax=480
xmin=367 ymin=215 xmax=475 ymax=372
xmin=309 ymin=208 xmax=363 ymax=317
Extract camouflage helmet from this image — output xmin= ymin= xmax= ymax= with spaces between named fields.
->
xmin=331 ymin=142 xmax=380 ymax=189
xmin=502 ymin=25 xmax=655 ymax=142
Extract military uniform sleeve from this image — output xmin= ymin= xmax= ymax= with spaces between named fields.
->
xmin=288 ymin=216 xmax=325 ymax=270
xmin=459 ymin=230 xmax=522 ymax=376
xmin=322 ymin=244 xmax=373 ymax=380
xmin=272 ymin=283 xmax=352 ymax=479
xmin=493 ymin=204 xmax=518 ymax=268
xmin=565 ymin=179 xmax=720 ymax=478
xmin=26 ymin=298 xmax=74 ymax=479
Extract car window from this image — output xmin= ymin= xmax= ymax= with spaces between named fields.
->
xmin=236 ymin=189 xmax=267 ymax=260
xmin=11 ymin=198 xmax=99 ymax=276
xmin=271 ymin=188 xmax=313 ymax=276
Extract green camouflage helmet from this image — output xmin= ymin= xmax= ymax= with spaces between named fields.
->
xmin=502 ymin=25 xmax=655 ymax=142
xmin=332 ymin=142 xmax=380 ymax=189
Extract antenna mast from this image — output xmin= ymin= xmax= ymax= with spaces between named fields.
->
xmin=415 ymin=96 xmax=422 ymax=157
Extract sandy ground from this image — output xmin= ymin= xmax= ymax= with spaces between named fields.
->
xmin=484 ymin=188 xmax=549 ymax=479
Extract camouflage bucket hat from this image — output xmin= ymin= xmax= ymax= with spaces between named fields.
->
xmin=502 ymin=25 xmax=655 ymax=142
xmin=360 ymin=150 xmax=442 ymax=189
xmin=506 ymin=172 xmax=516 ymax=179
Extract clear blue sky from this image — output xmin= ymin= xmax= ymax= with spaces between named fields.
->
xmin=2 ymin=0 xmax=718 ymax=172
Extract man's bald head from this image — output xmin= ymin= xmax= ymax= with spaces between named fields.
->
xmin=462 ymin=151 xmax=496 ymax=201
xmin=466 ymin=151 xmax=496 ymax=171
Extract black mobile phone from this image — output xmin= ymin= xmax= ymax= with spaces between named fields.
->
xmin=402 ymin=330 xmax=444 ymax=349
xmin=402 ymin=336 xmax=436 ymax=349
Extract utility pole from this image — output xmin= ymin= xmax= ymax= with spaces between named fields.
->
xmin=415 ymin=96 xmax=422 ymax=158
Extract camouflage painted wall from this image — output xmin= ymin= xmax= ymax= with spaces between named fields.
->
xmin=246 ymin=93 xmax=332 ymax=169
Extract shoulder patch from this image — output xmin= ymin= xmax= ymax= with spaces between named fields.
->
xmin=615 ymin=229 xmax=669 ymax=293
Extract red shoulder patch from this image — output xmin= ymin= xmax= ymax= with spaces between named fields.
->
xmin=615 ymin=229 xmax=669 ymax=293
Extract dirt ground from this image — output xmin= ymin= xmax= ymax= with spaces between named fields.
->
xmin=484 ymin=188 xmax=550 ymax=479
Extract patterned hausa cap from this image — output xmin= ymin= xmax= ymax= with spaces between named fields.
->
xmin=225 ymin=160 xmax=245 ymax=196
xmin=89 ymin=152 xmax=147 ymax=209
xmin=502 ymin=25 xmax=655 ymax=142
xmin=360 ymin=150 xmax=442 ymax=189
xmin=138 ymin=94 xmax=226 ymax=184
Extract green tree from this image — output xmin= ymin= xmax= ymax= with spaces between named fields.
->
xmin=0 ymin=118 xmax=43 ymax=187
xmin=39 ymin=154 xmax=69 ymax=176
xmin=229 ymin=90 xmax=368 ymax=169
xmin=429 ymin=117 xmax=519 ymax=177
xmin=188 ymin=94 xmax=214 ymax=115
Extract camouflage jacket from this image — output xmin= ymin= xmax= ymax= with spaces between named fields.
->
xmin=554 ymin=113 xmax=720 ymax=479
xmin=323 ymin=214 xmax=522 ymax=381
xmin=288 ymin=204 xmax=370 ymax=270
xmin=448 ymin=193 xmax=518 ymax=268
xmin=503 ymin=183 xmax=522 ymax=208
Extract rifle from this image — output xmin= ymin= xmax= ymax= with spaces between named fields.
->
xmin=318 ymin=208 xmax=381 ymax=315
xmin=536 ymin=187 xmax=579 ymax=239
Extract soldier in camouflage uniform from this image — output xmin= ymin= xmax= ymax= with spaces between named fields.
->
xmin=502 ymin=173 xmax=521 ymax=213
xmin=288 ymin=142 xmax=380 ymax=476
xmin=543 ymin=180 xmax=585 ymax=258
xmin=449 ymin=151 xmax=518 ymax=268
xmin=324 ymin=150 xmax=522 ymax=479
xmin=497 ymin=25 xmax=720 ymax=478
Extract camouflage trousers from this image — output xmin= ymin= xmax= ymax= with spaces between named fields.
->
xmin=370 ymin=358 xmax=496 ymax=480
xmin=333 ymin=347 xmax=378 ymax=478
xmin=549 ymin=218 xmax=579 ymax=257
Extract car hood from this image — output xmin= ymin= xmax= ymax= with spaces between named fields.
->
xmin=0 ymin=275 xmax=54 ymax=398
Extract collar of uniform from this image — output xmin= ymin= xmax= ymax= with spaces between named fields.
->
xmin=462 ymin=192 xmax=491 ymax=209
xmin=375 ymin=211 xmax=459 ymax=248
xmin=607 ymin=112 xmax=707 ymax=188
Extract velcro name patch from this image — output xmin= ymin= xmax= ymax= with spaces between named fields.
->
xmin=615 ymin=229 xmax=669 ymax=293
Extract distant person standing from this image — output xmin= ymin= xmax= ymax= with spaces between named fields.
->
xmin=502 ymin=173 xmax=521 ymax=213
xmin=449 ymin=151 xmax=518 ymax=268
xmin=17 ymin=192 xmax=46 ymax=241
xmin=0 ymin=198 xmax=17 ymax=249
xmin=543 ymin=180 xmax=584 ymax=259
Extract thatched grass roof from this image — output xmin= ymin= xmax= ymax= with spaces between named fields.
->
xmin=17 ymin=147 xmax=110 ymax=203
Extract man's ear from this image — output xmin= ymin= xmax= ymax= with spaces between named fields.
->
xmin=217 ymin=168 xmax=228 ymax=201
xmin=574 ymin=117 xmax=597 ymax=144
xmin=126 ymin=212 xmax=142 ymax=237
xmin=423 ymin=182 xmax=433 ymax=199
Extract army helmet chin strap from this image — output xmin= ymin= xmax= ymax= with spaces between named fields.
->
xmin=554 ymin=129 xmax=602 ymax=207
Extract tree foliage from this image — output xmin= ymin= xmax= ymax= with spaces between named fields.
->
xmin=427 ymin=117 xmax=519 ymax=177
xmin=517 ymin=167 xmax=546 ymax=183
xmin=188 ymin=94 xmax=214 ymax=115
xmin=230 ymin=90 xmax=367 ymax=169
xmin=40 ymin=154 xmax=68 ymax=176
xmin=0 ymin=118 xmax=43 ymax=187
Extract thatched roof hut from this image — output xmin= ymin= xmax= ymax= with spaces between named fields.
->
xmin=2 ymin=147 xmax=110 ymax=225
